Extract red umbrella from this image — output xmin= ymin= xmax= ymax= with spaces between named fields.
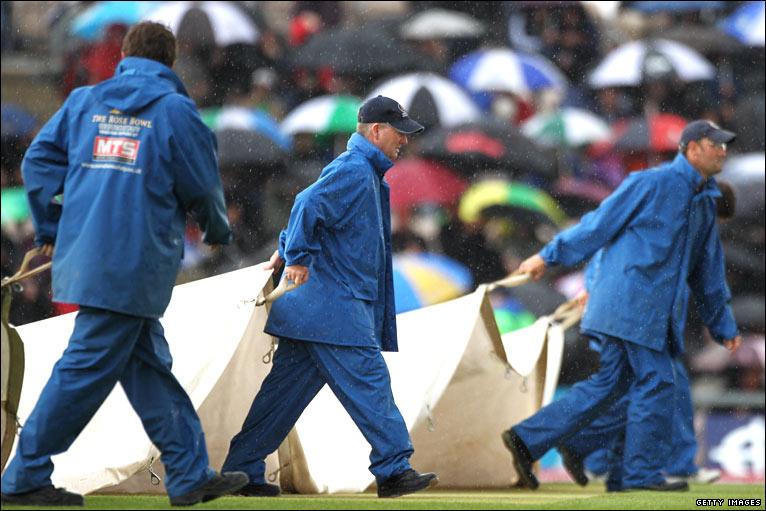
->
xmin=386 ymin=158 xmax=468 ymax=219
xmin=613 ymin=114 xmax=687 ymax=153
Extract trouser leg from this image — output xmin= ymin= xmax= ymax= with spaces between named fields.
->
xmin=620 ymin=342 xmax=675 ymax=488
xmin=305 ymin=343 xmax=413 ymax=483
xmin=222 ymin=338 xmax=325 ymax=484
xmin=1 ymin=308 xmax=141 ymax=494
xmin=514 ymin=339 xmax=633 ymax=461
xmin=664 ymin=357 xmax=698 ymax=476
xmin=118 ymin=318 xmax=214 ymax=497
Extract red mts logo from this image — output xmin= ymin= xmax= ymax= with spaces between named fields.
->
xmin=93 ymin=137 xmax=140 ymax=164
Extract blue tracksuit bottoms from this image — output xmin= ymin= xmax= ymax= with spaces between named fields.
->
xmin=1 ymin=307 xmax=214 ymax=497
xmin=221 ymin=337 xmax=413 ymax=484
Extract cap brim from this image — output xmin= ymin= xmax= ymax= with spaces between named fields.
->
xmin=709 ymin=129 xmax=736 ymax=144
xmin=389 ymin=117 xmax=424 ymax=135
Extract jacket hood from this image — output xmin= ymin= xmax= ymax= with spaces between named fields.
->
xmin=347 ymin=133 xmax=394 ymax=176
xmin=91 ymin=57 xmax=189 ymax=114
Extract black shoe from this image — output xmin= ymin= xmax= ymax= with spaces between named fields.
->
xmin=238 ymin=482 xmax=281 ymax=497
xmin=501 ymin=429 xmax=539 ymax=490
xmin=377 ymin=469 xmax=438 ymax=498
xmin=558 ymin=446 xmax=588 ymax=486
xmin=170 ymin=471 xmax=249 ymax=506
xmin=624 ymin=481 xmax=689 ymax=492
xmin=1 ymin=485 xmax=84 ymax=506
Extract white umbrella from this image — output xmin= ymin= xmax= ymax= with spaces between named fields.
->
xmin=366 ymin=73 xmax=480 ymax=128
xmin=400 ymin=9 xmax=485 ymax=40
xmin=720 ymin=152 xmax=765 ymax=186
xmin=588 ymin=38 xmax=716 ymax=88
xmin=143 ymin=1 xmax=258 ymax=46
xmin=281 ymin=95 xmax=362 ymax=136
xmin=521 ymin=108 xmax=611 ymax=148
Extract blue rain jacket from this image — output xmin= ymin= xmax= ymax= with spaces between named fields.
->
xmin=264 ymin=133 xmax=398 ymax=351
xmin=22 ymin=57 xmax=231 ymax=318
xmin=541 ymin=153 xmax=738 ymax=352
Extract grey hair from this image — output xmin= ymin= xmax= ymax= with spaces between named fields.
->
xmin=356 ymin=122 xmax=373 ymax=136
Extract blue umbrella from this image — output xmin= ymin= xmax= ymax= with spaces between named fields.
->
xmin=200 ymin=107 xmax=292 ymax=151
xmin=71 ymin=1 xmax=163 ymax=41
xmin=720 ymin=1 xmax=765 ymax=47
xmin=624 ymin=1 xmax=724 ymax=12
xmin=450 ymin=48 xmax=567 ymax=98
xmin=1 ymin=104 xmax=36 ymax=138
xmin=393 ymin=253 xmax=474 ymax=313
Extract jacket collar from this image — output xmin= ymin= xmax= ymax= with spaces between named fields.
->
xmin=347 ymin=133 xmax=394 ymax=177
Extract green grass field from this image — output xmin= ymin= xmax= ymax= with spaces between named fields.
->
xmin=3 ymin=484 xmax=764 ymax=510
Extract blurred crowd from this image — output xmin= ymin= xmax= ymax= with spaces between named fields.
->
xmin=1 ymin=1 xmax=764 ymax=393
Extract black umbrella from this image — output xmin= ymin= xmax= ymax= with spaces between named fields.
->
xmin=216 ymin=129 xmax=288 ymax=170
xmin=654 ymin=24 xmax=744 ymax=56
xmin=290 ymin=27 xmax=421 ymax=76
xmin=417 ymin=118 xmax=557 ymax=179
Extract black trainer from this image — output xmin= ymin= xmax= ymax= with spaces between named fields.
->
xmin=238 ymin=482 xmax=281 ymax=497
xmin=624 ymin=480 xmax=689 ymax=492
xmin=558 ymin=446 xmax=588 ymax=486
xmin=377 ymin=469 xmax=438 ymax=498
xmin=501 ymin=429 xmax=539 ymax=490
xmin=169 ymin=471 xmax=249 ymax=506
xmin=1 ymin=485 xmax=84 ymax=506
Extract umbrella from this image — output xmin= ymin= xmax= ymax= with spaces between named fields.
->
xmin=392 ymin=252 xmax=473 ymax=313
xmin=280 ymin=95 xmax=361 ymax=136
xmin=733 ymin=94 xmax=765 ymax=153
xmin=0 ymin=187 xmax=30 ymax=226
xmin=215 ymin=129 xmax=288 ymax=170
xmin=458 ymin=179 xmax=568 ymax=228
xmin=200 ymin=107 xmax=291 ymax=150
xmin=418 ymin=119 xmax=557 ymax=178
xmin=655 ymin=24 xmax=744 ymax=56
xmin=551 ymin=177 xmax=612 ymax=218
xmin=290 ymin=27 xmax=421 ymax=76
xmin=624 ymin=1 xmax=725 ymax=12
xmin=720 ymin=1 xmax=765 ymax=47
xmin=521 ymin=108 xmax=611 ymax=148
xmin=71 ymin=1 xmax=163 ymax=41
xmin=386 ymin=158 xmax=468 ymax=218
xmin=400 ymin=9 xmax=485 ymax=40
xmin=366 ymin=73 xmax=480 ymax=129
xmin=492 ymin=296 xmax=536 ymax=334
xmin=143 ymin=1 xmax=259 ymax=46
xmin=1 ymin=104 xmax=36 ymax=139
xmin=450 ymin=48 xmax=567 ymax=98
xmin=613 ymin=114 xmax=687 ymax=153
xmin=588 ymin=39 xmax=716 ymax=88
xmin=720 ymin=153 xmax=765 ymax=222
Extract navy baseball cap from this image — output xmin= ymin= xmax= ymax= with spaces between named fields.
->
xmin=679 ymin=120 xmax=736 ymax=151
xmin=358 ymin=95 xmax=424 ymax=135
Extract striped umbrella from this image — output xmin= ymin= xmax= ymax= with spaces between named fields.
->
xmin=280 ymin=95 xmax=361 ymax=136
xmin=200 ymin=107 xmax=292 ymax=151
xmin=450 ymin=48 xmax=568 ymax=97
xmin=521 ymin=108 xmax=611 ymax=148
xmin=393 ymin=253 xmax=474 ymax=313
xmin=458 ymin=180 xmax=567 ymax=227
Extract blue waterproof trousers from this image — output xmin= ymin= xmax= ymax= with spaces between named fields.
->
xmin=512 ymin=335 xmax=675 ymax=490
xmin=1 ymin=307 xmax=214 ymax=497
xmin=221 ymin=337 xmax=413 ymax=484
xmin=572 ymin=356 xmax=698 ymax=478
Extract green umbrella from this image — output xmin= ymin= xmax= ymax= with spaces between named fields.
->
xmin=458 ymin=179 xmax=568 ymax=227
xmin=1 ymin=188 xmax=30 ymax=226
xmin=281 ymin=95 xmax=361 ymax=136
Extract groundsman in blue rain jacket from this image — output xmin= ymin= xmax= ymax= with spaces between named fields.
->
xmin=21 ymin=55 xmax=231 ymax=318
xmin=221 ymin=97 xmax=439 ymax=499
xmin=1 ymin=23 xmax=246 ymax=507
xmin=502 ymin=120 xmax=742 ymax=493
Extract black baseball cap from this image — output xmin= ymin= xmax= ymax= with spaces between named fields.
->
xmin=358 ymin=95 xmax=424 ymax=135
xmin=679 ymin=120 xmax=736 ymax=151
